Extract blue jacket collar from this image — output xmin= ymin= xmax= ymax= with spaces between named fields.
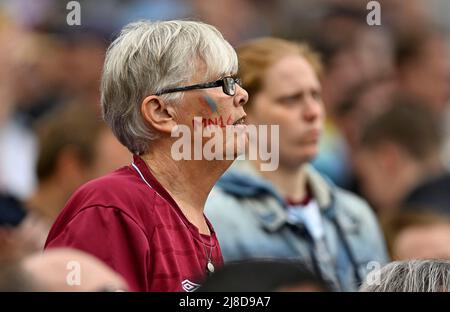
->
xmin=217 ymin=160 xmax=337 ymax=231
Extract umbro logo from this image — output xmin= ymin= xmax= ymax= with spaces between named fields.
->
xmin=181 ymin=279 xmax=201 ymax=292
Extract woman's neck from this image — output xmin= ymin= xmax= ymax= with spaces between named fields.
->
xmin=254 ymin=160 xmax=309 ymax=202
xmin=142 ymin=146 xmax=233 ymax=235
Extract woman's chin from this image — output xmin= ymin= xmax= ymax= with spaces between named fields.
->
xmin=283 ymin=150 xmax=318 ymax=166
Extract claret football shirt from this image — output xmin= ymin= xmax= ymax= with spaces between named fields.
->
xmin=45 ymin=155 xmax=223 ymax=292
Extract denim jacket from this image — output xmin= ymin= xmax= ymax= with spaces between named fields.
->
xmin=205 ymin=160 xmax=389 ymax=291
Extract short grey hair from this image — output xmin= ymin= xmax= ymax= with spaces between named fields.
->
xmin=360 ymin=259 xmax=450 ymax=292
xmin=101 ymin=20 xmax=238 ymax=155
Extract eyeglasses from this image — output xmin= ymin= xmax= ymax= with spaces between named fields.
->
xmin=155 ymin=76 xmax=242 ymax=96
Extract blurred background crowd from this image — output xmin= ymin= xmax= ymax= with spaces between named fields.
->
xmin=1 ymin=0 xmax=450 ymax=291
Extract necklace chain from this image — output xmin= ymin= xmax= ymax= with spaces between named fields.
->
xmin=200 ymin=235 xmax=214 ymax=275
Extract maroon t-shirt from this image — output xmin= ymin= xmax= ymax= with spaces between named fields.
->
xmin=44 ymin=155 xmax=223 ymax=292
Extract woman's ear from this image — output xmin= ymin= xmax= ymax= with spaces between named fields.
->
xmin=140 ymin=95 xmax=177 ymax=134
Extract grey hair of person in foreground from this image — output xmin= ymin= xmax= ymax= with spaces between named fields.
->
xmin=360 ymin=259 xmax=450 ymax=292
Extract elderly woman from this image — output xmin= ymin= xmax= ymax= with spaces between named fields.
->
xmin=205 ymin=38 xmax=388 ymax=291
xmin=45 ymin=20 xmax=248 ymax=292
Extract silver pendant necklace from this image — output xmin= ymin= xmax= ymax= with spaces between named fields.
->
xmin=201 ymin=236 xmax=215 ymax=276
xmin=207 ymin=260 xmax=215 ymax=275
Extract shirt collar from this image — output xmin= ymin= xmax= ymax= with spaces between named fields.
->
xmin=230 ymin=161 xmax=335 ymax=232
xmin=132 ymin=154 xmax=180 ymax=210
xmin=131 ymin=154 xmax=216 ymax=237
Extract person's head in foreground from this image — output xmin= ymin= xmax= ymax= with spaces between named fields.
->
xmin=360 ymin=259 xmax=450 ymax=292
xmin=45 ymin=20 xmax=248 ymax=292
xmin=205 ymin=37 xmax=388 ymax=292
xmin=197 ymin=260 xmax=330 ymax=292
xmin=0 ymin=248 xmax=129 ymax=291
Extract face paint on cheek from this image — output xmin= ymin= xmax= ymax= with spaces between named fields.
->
xmin=192 ymin=116 xmax=232 ymax=128
xmin=204 ymin=96 xmax=236 ymax=127
xmin=192 ymin=96 xmax=236 ymax=128
xmin=191 ymin=96 xmax=215 ymax=129
xmin=203 ymin=95 xmax=218 ymax=113
xmin=197 ymin=96 xmax=217 ymax=116
xmin=191 ymin=116 xmax=235 ymax=128
xmin=193 ymin=96 xmax=228 ymax=128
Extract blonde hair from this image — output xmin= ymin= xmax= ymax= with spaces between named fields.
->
xmin=237 ymin=37 xmax=323 ymax=108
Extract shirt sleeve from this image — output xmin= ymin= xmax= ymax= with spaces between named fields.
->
xmin=45 ymin=206 xmax=151 ymax=291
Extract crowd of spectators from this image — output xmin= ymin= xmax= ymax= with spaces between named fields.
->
xmin=1 ymin=0 xmax=450 ymax=292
